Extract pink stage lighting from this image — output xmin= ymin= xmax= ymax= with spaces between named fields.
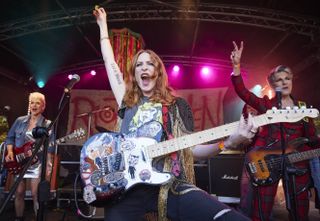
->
xmin=171 ymin=65 xmax=181 ymax=77
xmin=200 ymin=66 xmax=211 ymax=78
xmin=90 ymin=70 xmax=96 ymax=76
xmin=173 ymin=65 xmax=180 ymax=72
xmin=68 ymin=74 xmax=73 ymax=80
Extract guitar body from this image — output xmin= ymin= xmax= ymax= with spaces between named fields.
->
xmin=246 ymin=137 xmax=309 ymax=186
xmin=4 ymin=142 xmax=39 ymax=174
xmin=4 ymin=128 xmax=85 ymax=175
xmin=80 ymin=122 xmax=172 ymax=205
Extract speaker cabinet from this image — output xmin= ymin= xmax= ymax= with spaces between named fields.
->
xmin=208 ymin=154 xmax=244 ymax=198
xmin=194 ymin=162 xmax=209 ymax=192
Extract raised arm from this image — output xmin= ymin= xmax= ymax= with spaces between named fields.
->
xmin=230 ymin=41 xmax=270 ymax=112
xmin=93 ymin=7 xmax=125 ymax=106
xmin=230 ymin=41 xmax=243 ymax=76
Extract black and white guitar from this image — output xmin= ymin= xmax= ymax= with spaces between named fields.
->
xmin=79 ymin=108 xmax=319 ymax=205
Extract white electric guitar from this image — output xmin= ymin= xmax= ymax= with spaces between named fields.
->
xmin=79 ymin=108 xmax=319 ymax=205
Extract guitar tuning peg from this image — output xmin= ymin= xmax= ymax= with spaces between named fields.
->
xmin=271 ymin=107 xmax=278 ymax=111
xmin=300 ymin=106 xmax=306 ymax=109
xmin=285 ymin=106 xmax=291 ymax=110
xmin=293 ymin=106 xmax=299 ymax=110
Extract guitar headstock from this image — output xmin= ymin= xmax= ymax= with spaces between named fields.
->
xmin=70 ymin=128 xmax=86 ymax=140
xmin=265 ymin=107 xmax=319 ymax=123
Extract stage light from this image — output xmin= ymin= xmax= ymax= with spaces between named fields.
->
xmin=200 ymin=66 xmax=214 ymax=80
xmin=251 ymin=84 xmax=262 ymax=97
xmin=173 ymin=65 xmax=180 ymax=73
xmin=37 ymin=80 xmax=45 ymax=88
xmin=254 ymin=84 xmax=262 ymax=91
xmin=201 ymin=67 xmax=210 ymax=75
xmin=268 ymin=89 xmax=273 ymax=99
xmin=90 ymin=70 xmax=96 ymax=76
xmin=171 ymin=65 xmax=181 ymax=77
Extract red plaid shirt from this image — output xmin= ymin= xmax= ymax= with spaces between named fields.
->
xmin=231 ymin=75 xmax=319 ymax=153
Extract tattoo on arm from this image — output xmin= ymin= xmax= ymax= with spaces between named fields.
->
xmin=111 ymin=63 xmax=123 ymax=85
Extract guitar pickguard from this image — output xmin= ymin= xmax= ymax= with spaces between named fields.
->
xmin=80 ymin=121 xmax=171 ymax=205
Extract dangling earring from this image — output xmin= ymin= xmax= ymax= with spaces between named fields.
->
xmin=27 ymin=99 xmax=31 ymax=115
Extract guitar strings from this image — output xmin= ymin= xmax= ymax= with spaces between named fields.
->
xmin=255 ymin=151 xmax=314 ymax=171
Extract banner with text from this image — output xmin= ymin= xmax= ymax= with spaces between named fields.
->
xmin=67 ymin=88 xmax=227 ymax=139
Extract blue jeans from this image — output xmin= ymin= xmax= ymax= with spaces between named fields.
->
xmin=310 ymin=157 xmax=320 ymax=197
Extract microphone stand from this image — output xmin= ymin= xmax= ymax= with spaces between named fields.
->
xmin=36 ymin=90 xmax=71 ymax=221
xmin=278 ymin=98 xmax=299 ymax=221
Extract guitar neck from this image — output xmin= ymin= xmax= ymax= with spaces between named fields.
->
xmin=146 ymin=113 xmax=275 ymax=159
xmin=288 ymin=148 xmax=320 ymax=163
xmin=50 ymin=133 xmax=76 ymax=146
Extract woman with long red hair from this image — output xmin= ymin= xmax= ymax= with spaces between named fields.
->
xmin=94 ymin=7 xmax=256 ymax=221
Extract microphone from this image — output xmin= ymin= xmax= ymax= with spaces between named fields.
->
xmin=3 ymin=105 xmax=10 ymax=112
xmin=64 ymin=74 xmax=80 ymax=93
xmin=32 ymin=126 xmax=49 ymax=138
xmin=275 ymin=87 xmax=282 ymax=109
xmin=0 ymin=105 xmax=10 ymax=115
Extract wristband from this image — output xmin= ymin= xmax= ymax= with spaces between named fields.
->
xmin=100 ymin=36 xmax=109 ymax=42
xmin=233 ymin=63 xmax=240 ymax=68
xmin=218 ymin=140 xmax=225 ymax=151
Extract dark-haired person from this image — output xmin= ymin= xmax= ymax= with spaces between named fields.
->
xmin=5 ymin=92 xmax=54 ymax=221
xmin=230 ymin=41 xmax=320 ymax=221
xmin=93 ymin=7 xmax=257 ymax=221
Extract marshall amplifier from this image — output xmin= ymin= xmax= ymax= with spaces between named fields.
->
xmin=194 ymin=162 xmax=210 ymax=192
xmin=208 ymin=154 xmax=244 ymax=198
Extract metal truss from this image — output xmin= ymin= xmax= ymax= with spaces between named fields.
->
xmin=1 ymin=2 xmax=320 ymax=41
xmin=54 ymin=55 xmax=242 ymax=75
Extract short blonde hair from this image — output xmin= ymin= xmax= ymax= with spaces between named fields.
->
xmin=267 ymin=65 xmax=292 ymax=89
xmin=28 ymin=92 xmax=46 ymax=114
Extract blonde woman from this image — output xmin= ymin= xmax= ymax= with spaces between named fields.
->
xmin=5 ymin=92 xmax=54 ymax=221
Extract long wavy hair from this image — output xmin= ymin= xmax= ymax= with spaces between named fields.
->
xmin=123 ymin=49 xmax=176 ymax=107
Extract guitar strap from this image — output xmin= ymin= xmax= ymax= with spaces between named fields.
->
xmin=162 ymin=105 xmax=181 ymax=177
xmin=158 ymin=102 xmax=198 ymax=220
xmin=158 ymin=105 xmax=175 ymax=221
xmin=297 ymin=100 xmax=314 ymax=144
